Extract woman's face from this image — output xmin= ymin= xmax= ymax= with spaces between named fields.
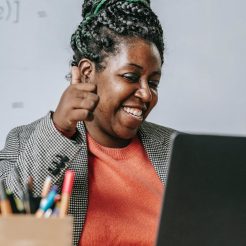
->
xmin=85 ymin=38 xmax=162 ymax=147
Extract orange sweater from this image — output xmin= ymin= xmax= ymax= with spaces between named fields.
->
xmin=80 ymin=134 xmax=164 ymax=246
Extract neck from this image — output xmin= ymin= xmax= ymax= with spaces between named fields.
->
xmin=85 ymin=124 xmax=132 ymax=148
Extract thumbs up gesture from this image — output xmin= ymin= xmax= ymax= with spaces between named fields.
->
xmin=52 ymin=66 xmax=99 ymax=136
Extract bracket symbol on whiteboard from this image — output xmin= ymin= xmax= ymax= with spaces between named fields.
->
xmin=0 ymin=0 xmax=20 ymax=23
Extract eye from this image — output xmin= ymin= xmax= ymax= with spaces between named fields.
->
xmin=122 ymin=73 xmax=140 ymax=83
xmin=148 ymin=80 xmax=159 ymax=90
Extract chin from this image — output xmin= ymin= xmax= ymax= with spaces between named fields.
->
xmin=115 ymin=127 xmax=139 ymax=140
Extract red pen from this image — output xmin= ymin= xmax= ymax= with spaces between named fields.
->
xmin=59 ymin=170 xmax=75 ymax=218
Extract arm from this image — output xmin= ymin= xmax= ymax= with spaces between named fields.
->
xmin=0 ymin=66 xmax=98 ymax=197
xmin=0 ymin=113 xmax=82 ymax=197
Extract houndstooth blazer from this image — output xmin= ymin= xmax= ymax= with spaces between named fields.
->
xmin=0 ymin=112 xmax=176 ymax=246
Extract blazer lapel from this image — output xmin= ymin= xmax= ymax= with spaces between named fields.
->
xmin=138 ymin=122 xmax=175 ymax=185
xmin=68 ymin=121 xmax=89 ymax=246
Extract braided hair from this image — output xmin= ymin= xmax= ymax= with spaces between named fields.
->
xmin=70 ymin=0 xmax=164 ymax=71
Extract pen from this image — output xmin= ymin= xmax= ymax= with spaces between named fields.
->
xmin=0 ymin=180 xmax=12 ymax=216
xmin=26 ymin=176 xmax=41 ymax=214
xmin=13 ymin=166 xmax=28 ymax=212
xmin=14 ymin=196 xmax=26 ymax=213
xmin=59 ymin=170 xmax=75 ymax=218
xmin=44 ymin=208 xmax=53 ymax=218
xmin=35 ymin=185 xmax=58 ymax=218
xmin=22 ymin=182 xmax=31 ymax=214
xmin=6 ymin=190 xmax=22 ymax=214
xmin=41 ymin=176 xmax=52 ymax=198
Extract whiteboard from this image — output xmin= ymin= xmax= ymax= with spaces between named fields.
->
xmin=1 ymin=0 xmax=246 ymax=148
xmin=0 ymin=0 xmax=82 ymax=148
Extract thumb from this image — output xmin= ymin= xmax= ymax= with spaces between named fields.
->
xmin=71 ymin=66 xmax=81 ymax=85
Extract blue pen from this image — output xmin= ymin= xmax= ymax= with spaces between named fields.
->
xmin=35 ymin=185 xmax=58 ymax=218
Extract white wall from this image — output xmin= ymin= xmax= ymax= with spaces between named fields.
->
xmin=152 ymin=0 xmax=246 ymax=136
xmin=1 ymin=0 xmax=246 ymax=148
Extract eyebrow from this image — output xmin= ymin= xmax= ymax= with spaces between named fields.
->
xmin=127 ymin=63 xmax=162 ymax=76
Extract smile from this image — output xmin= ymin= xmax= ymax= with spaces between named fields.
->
xmin=122 ymin=106 xmax=143 ymax=120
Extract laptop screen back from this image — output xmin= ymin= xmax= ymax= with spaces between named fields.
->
xmin=155 ymin=133 xmax=246 ymax=246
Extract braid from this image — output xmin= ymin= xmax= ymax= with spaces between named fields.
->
xmin=71 ymin=0 xmax=164 ymax=70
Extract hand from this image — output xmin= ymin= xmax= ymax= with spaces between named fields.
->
xmin=52 ymin=66 xmax=99 ymax=135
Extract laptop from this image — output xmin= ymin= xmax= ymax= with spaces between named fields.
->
xmin=155 ymin=132 xmax=246 ymax=246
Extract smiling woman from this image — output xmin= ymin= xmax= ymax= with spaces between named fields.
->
xmin=57 ymin=39 xmax=162 ymax=148
xmin=0 ymin=0 xmax=176 ymax=245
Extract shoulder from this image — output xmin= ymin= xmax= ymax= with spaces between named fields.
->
xmin=5 ymin=114 xmax=50 ymax=143
xmin=139 ymin=121 xmax=178 ymax=143
xmin=1 ymin=114 xmax=48 ymax=155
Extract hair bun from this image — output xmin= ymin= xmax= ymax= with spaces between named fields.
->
xmin=82 ymin=0 xmax=95 ymax=18
xmin=82 ymin=0 xmax=104 ymax=18
xmin=82 ymin=0 xmax=151 ymax=18
xmin=72 ymin=0 xmax=163 ymax=67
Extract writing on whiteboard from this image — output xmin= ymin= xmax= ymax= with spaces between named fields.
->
xmin=0 ymin=0 xmax=20 ymax=23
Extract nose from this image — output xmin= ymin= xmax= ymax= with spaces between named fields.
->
xmin=134 ymin=82 xmax=152 ymax=102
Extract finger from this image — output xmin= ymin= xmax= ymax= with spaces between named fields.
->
xmin=70 ymin=109 xmax=94 ymax=122
xmin=71 ymin=66 xmax=81 ymax=85
xmin=67 ymin=88 xmax=98 ymax=102
xmin=74 ymin=90 xmax=99 ymax=102
xmin=73 ymin=83 xmax=97 ymax=93
xmin=72 ymin=96 xmax=99 ymax=111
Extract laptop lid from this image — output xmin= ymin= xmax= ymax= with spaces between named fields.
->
xmin=155 ymin=132 xmax=246 ymax=246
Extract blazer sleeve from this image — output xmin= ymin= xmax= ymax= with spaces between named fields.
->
xmin=0 ymin=113 xmax=84 ymax=197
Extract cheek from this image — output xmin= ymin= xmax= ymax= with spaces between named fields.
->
xmin=99 ymin=81 xmax=130 ymax=105
xmin=145 ymin=91 xmax=158 ymax=116
xmin=111 ymin=81 xmax=128 ymax=96
xmin=96 ymin=83 xmax=122 ymax=114
xmin=151 ymin=90 xmax=158 ymax=107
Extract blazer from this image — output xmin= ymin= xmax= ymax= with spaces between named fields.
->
xmin=0 ymin=112 xmax=176 ymax=246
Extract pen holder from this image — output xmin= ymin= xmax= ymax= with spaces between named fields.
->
xmin=0 ymin=215 xmax=73 ymax=246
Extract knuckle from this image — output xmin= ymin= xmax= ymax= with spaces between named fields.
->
xmin=82 ymin=110 xmax=91 ymax=120
xmin=89 ymin=100 xmax=97 ymax=109
xmin=80 ymin=99 xmax=96 ymax=109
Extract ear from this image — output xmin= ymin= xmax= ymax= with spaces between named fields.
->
xmin=78 ymin=58 xmax=95 ymax=83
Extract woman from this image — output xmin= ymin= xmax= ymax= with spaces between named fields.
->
xmin=0 ymin=0 xmax=176 ymax=245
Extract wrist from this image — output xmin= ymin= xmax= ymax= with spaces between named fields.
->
xmin=51 ymin=113 xmax=76 ymax=139
xmin=53 ymin=122 xmax=76 ymax=139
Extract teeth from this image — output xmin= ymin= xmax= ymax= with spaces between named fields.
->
xmin=123 ymin=107 xmax=143 ymax=117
